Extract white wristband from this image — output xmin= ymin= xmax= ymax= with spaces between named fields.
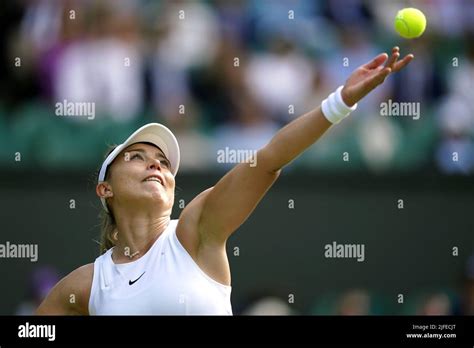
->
xmin=321 ymin=86 xmax=357 ymax=124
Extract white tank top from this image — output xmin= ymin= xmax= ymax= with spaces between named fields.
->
xmin=88 ymin=219 xmax=232 ymax=315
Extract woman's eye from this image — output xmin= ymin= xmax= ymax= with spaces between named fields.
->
xmin=160 ymin=160 xmax=170 ymax=168
xmin=131 ymin=153 xmax=144 ymax=160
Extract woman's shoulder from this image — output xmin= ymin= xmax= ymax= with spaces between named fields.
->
xmin=62 ymin=263 xmax=94 ymax=313
xmin=68 ymin=263 xmax=94 ymax=282
xmin=50 ymin=263 xmax=94 ymax=299
xmin=36 ymin=263 xmax=94 ymax=315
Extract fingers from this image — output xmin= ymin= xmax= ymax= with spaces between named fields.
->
xmin=364 ymin=53 xmax=388 ymax=69
xmin=392 ymin=54 xmax=414 ymax=72
xmin=385 ymin=46 xmax=400 ymax=70
xmin=349 ymin=47 xmax=413 ymax=101
xmin=363 ymin=67 xmax=392 ymax=90
xmin=375 ymin=67 xmax=392 ymax=84
xmin=361 ymin=47 xmax=414 ymax=76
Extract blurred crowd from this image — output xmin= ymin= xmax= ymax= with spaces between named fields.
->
xmin=1 ymin=0 xmax=474 ymax=173
xmin=238 ymin=254 xmax=474 ymax=315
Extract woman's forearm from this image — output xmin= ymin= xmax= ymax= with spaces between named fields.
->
xmin=261 ymin=105 xmax=332 ymax=172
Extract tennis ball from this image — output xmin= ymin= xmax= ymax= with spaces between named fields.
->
xmin=394 ymin=8 xmax=426 ymax=39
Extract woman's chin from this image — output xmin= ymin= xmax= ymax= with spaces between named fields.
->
xmin=147 ymin=192 xmax=171 ymax=206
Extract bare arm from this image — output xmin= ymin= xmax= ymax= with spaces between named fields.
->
xmin=35 ymin=264 xmax=93 ymax=315
xmin=249 ymin=47 xmax=413 ymax=172
xmin=186 ymin=47 xmax=413 ymax=245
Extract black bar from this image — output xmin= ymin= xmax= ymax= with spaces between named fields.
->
xmin=1 ymin=316 xmax=473 ymax=345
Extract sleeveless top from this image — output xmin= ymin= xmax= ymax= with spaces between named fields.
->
xmin=88 ymin=219 xmax=232 ymax=315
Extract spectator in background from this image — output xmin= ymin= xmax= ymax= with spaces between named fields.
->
xmin=237 ymin=291 xmax=297 ymax=315
xmin=189 ymin=39 xmax=246 ymax=128
xmin=416 ymin=292 xmax=453 ymax=315
xmin=241 ymin=296 xmax=295 ymax=315
xmin=189 ymin=36 xmax=281 ymax=171
xmin=213 ymin=90 xmax=279 ymax=171
xmin=436 ymin=96 xmax=474 ymax=174
xmin=335 ymin=289 xmax=371 ymax=315
xmin=391 ymin=39 xmax=444 ymax=111
xmin=424 ymin=0 xmax=473 ymax=38
xmin=324 ymin=0 xmax=373 ymax=28
xmin=54 ymin=0 xmax=144 ymax=121
xmin=1 ymin=1 xmax=36 ymax=113
xmin=16 ymin=266 xmax=61 ymax=315
xmin=212 ymin=0 xmax=251 ymax=47
xmin=36 ymin=1 xmax=85 ymax=102
xmin=247 ymin=0 xmax=326 ymax=53
xmin=245 ymin=37 xmax=314 ymax=124
xmin=436 ymin=37 xmax=474 ymax=174
xmin=151 ymin=0 xmax=220 ymax=124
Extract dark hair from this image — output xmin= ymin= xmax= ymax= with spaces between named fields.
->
xmin=98 ymin=145 xmax=118 ymax=254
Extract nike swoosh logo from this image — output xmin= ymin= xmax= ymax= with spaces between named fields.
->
xmin=129 ymin=271 xmax=146 ymax=285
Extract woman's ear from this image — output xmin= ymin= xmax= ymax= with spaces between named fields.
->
xmin=96 ymin=182 xmax=114 ymax=199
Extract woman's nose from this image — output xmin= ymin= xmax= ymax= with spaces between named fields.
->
xmin=148 ymin=158 xmax=162 ymax=171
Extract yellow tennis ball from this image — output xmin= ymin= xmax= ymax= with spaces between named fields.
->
xmin=394 ymin=8 xmax=427 ymax=39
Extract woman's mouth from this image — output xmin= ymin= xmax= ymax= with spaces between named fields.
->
xmin=143 ymin=175 xmax=164 ymax=186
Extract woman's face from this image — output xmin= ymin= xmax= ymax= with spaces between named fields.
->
xmin=100 ymin=142 xmax=175 ymax=214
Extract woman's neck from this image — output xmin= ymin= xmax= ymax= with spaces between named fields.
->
xmin=112 ymin=213 xmax=171 ymax=264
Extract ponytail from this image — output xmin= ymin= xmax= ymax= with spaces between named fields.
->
xmin=98 ymin=145 xmax=118 ymax=254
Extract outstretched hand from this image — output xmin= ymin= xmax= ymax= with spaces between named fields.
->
xmin=341 ymin=47 xmax=414 ymax=107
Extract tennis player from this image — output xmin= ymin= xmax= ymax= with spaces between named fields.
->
xmin=36 ymin=47 xmax=413 ymax=315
